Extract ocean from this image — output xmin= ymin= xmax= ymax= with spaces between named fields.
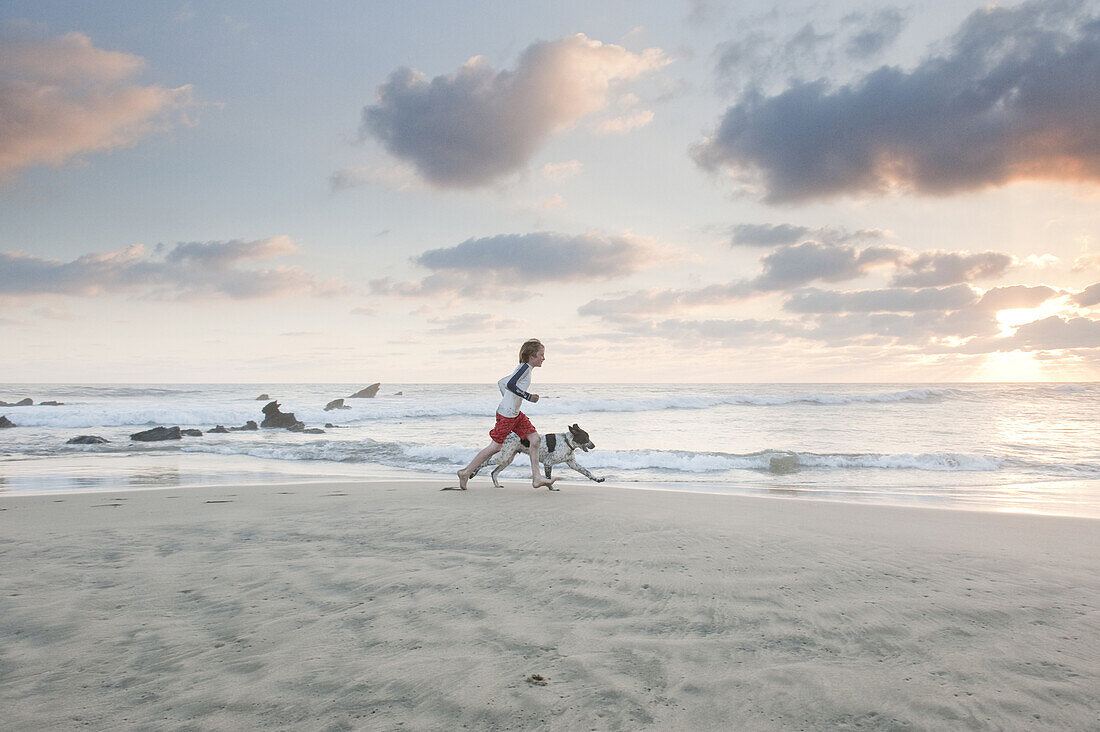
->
xmin=2 ymin=383 xmax=1099 ymax=518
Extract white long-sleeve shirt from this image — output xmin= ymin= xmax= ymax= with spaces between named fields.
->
xmin=496 ymin=362 xmax=534 ymax=418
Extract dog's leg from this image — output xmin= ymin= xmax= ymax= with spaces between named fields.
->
xmin=491 ymin=449 xmax=517 ymax=488
xmin=566 ymin=458 xmax=604 ymax=483
xmin=544 ymin=464 xmax=552 ymax=480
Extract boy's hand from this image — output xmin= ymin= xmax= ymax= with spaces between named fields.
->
xmin=530 ymin=394 xmax=540 ymax=402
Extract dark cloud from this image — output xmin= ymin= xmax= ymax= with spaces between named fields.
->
xmin=696 ymin=0 xmax=1100 ymax=202
xmin=892 ymin=251 xmax=1014 ymax=287
xmin=0 ymin=238 xmax=342 ymax=299
xmin=977 ymin=284 xmax=1060 ymax=310
xmin=1073 ymin=282 xmax=1100 ymax=307
xmin=784 ymin=285 xmax=976 ymax=314
xmin=415 ymin=231 xmax=664 ymax=283
xmin=360 ymin=34 xmax=666 ymax=187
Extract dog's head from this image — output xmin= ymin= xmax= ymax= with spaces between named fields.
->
xmin=568 ymin=423 xmax=595 ymax=451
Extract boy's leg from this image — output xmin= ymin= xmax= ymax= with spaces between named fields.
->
xmin=523 ymin=432 xmax=557 ymax=489
xmin=458 ymin=442 xmax=501 ymax=489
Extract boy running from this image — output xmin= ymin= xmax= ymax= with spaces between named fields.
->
xmin=457 ymin=339 xmax=557 ymax=490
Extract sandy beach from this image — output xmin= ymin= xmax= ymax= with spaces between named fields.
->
xmin=1 ymin=480 xmax=1098 ymax=730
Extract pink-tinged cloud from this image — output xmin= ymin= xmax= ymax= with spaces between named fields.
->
xmin=0 ymin=32 xmax=193 ymax=182
xmin=0 ymin=237 xmax=344 ymax=299
xmin=360 ymin=34 xmax=668 ymax=187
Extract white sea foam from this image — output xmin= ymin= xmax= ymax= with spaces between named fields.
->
xmin=3 ymin=386 xmax=961 ymax=429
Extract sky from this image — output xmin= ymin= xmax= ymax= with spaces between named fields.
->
xmin=2 ymin=0 xmax=1100 ymax=383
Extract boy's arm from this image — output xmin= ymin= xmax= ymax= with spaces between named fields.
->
xmin=505 ymin=364 xmax=537 ymax=401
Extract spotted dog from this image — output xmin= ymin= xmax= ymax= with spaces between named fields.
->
xmin=471 ymin=423 xmax=604 ymax=491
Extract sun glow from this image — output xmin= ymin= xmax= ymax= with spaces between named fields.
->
xmin=975 ymin=350 xmax=1046 ymax=381
xmin=995 ymin=297 xmax=1071 ymax=337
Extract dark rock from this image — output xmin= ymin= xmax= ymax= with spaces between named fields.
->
xmin=208 ymin=425 xmax=230 ymax=433
xmin=394 ymin=391 xmax=403 ymax=396
xmin=181 ymin=429 xmax=203 ymax=437
xmin=256 ymin=394 xmax=270 ymax=400
xmin=67 ymin=435 xmax=109 ymax=444
xmin=301 ymin=428 xmax=325 ymax=434
xmin=347 ymin=383 xmax=380 ymax=398
xmin=0 ymin=398 xmax=33 ymax=407
xmin=229 ymin=420 xmax=258 ymax=431
xmin=0 ymin=415 xmax=15 ymax=428
xmin=261 ymin=401 xmax=304 ymax=430
xmin=131 ymin=426 xmax=182 ymax=442
xmin=40 ymin=401 xmax=64 ymax=406
xmin=324 ymin=398 xmax=351 ymax=411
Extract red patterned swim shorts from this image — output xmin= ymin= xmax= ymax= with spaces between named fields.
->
xmin=490 ymin=412 xmax=536 ymax=444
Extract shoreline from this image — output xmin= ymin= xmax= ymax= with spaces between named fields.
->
xmin=2 ymin=479 xmax=1098 ymax=729
xmin=4 ymin=449 xmax=1100 ymax=520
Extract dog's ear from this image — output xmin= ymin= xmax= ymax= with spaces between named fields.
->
xmin=571 ymin=423 xmax=578 ymax=430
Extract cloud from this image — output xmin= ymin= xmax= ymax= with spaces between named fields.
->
xmin=714 ymin=8 xmax=909 ymax=96
xmin=729 ymin=223 xmax=887 ymax=247
xmin=696 ymin=0 xmax=1100 ymax=202
xmin=0 ymin=32 xmax=193 ymax=182
xmin=415 ymin=231 xmax=667 ymax=283
xmin=754 ymin=241 xmax=905 ymax=290
xmin=843 ymin=8 xmax=907 ymax=59
xmin=578 ymin=282 xmax=756 ymax=318
xmin=360 ymin=34 xmax=667 ymax=187
xmin=891 ymin=251 xmax=1014 ymax=287
xmin=1072 ymin=253 xmax=1100 ymax=271
xmin=977 ymin=284 xmax=1060 ymax=310
xmin=1073 ymin=282 xmax=1100 ymax=307
xmin=784 ymin=285 xmax=976 ymax=314
xmin=1000 ymin=315 xmax=1100 ymax=350
xmin=0 ymin=237 xmax=343 ymax=299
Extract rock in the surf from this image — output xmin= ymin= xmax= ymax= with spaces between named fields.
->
xmin=0 ymin=398 xmax=32 ymax=407
xmin=40 ymin=401 xmax=64 ymax=406
xmin=261 ymin=401 xmax=304 ymax=430
xmin=131 ymin=426 xmax=182 ymax=441
xmin=256 ymin=393 xmax=270 ymax=400
xmin=229 ymin=420 xmax=258 ymax=431
xmin=324 ymin=398 xmax=351 ymax=411
xmin=181 ymin=429 xmax=203 ymax=437
xmin=208 ymin=425 xmax=230 ymax=433
xmin=67 ymin=435 xmax=109 ymax=444
xmin=0 ymin=415 xmax=15 ymax=428
xmin=347 ymin=383 xmax=380 ymax=398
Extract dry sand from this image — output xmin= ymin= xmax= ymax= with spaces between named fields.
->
xmin=1 ymin=480 xmax=1098 ymax=730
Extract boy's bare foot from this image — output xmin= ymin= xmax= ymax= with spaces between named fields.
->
xmin=457 ymin=469 xmax=470 ymax=490
xmin=532 ymin=477 xmax=558 ymax=490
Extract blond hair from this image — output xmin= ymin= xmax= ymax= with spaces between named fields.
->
xmin=518 ymin=338 xmax=544 ymax=363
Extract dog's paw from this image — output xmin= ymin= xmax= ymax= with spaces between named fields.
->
xmin=596 ymin=477 xmax=605 ymax=483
